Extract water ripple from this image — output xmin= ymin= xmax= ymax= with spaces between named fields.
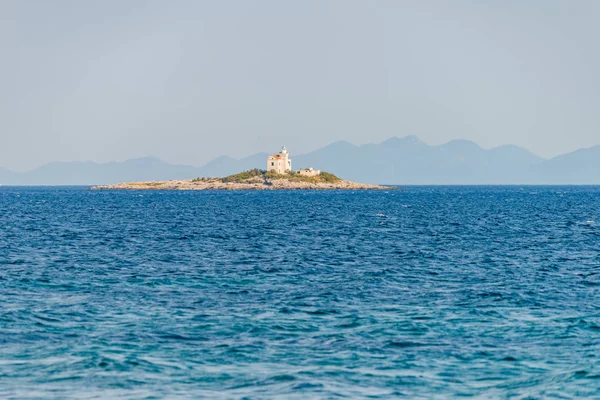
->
xmin=1 ymin=186 xmax=599 ymax=398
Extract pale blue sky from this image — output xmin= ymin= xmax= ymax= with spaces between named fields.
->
xmin=2 ymin=0 xmax=599 ymax=170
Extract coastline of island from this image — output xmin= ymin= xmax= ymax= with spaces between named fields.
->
xmin=91 ymin=169 xmax=391 ymax=191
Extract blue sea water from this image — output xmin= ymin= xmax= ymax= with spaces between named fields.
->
xmin=1 ymin=186 xmax=599 ymax=399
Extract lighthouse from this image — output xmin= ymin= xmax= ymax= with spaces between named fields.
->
xmin=267 ymin=146 xmax=292 ymax=174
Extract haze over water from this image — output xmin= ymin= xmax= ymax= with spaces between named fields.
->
xmin=2 ymin=186 xmax=599 ymax=398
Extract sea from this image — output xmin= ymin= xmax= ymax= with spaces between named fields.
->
xmin=1 ymin=186 xmax=599 ymax=399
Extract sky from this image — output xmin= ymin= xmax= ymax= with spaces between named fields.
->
xmin=2 ymin=0 xmax=599 ymax=171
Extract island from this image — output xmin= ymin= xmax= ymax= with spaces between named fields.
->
xmin=91 ymin=169 xmax=389 ymax=191
xmin=92 ymin=147 xmax=391 ymax=191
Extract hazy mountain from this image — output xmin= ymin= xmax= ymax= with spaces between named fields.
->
xmin=1 ymin=137 xmax=598 ymax=185
xmin=293 ymin=136 xmax=545 ymax=184
xmin=536 ymin=145 xmax=600 ymax=184
xmin=0 ymin=167 xmax=18 ymax=183
xmin=1 ymin=157 xmax=203 ymax=185
xmin=199 ymin=153 xmax=269 ymax=178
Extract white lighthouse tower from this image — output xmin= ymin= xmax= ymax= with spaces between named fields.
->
xmin=267 ymin=146 xmax=292 ymax=174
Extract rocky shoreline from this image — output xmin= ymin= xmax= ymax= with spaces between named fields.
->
xmin=91 ymin=178 xmax=390 ymax=191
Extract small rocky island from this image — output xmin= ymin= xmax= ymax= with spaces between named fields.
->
xmin=91 ymin=169 xmax=388 ymax=191
xmin=92 ymin=147 xmax=390 ymax=191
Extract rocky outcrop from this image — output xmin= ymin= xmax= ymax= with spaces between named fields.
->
xmin=91 ymin=178 xmax=390 ymax=191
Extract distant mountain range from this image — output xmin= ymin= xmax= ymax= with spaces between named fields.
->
xmin=1 ymin=136 xmax=599 ymax=185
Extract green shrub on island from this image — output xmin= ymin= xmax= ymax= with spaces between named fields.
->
xmin=319 ymin=171 xmax=341 ymax=183
xmin=220 ymin=169 xmax=265 ymax=183
xmin=215 ymin=169 xmax=342 ymax=184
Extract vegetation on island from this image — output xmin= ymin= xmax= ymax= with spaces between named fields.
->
xmin=192 ymin=169 xmax=342 ymax=184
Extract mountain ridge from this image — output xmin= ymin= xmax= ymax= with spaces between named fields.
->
xmin=1 ymin=137 xmax=598 ymax=185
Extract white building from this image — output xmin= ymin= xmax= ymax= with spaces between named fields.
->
xmin=266 ymin=147 xmax=321 ymax=176
xmin=267 ymin=146 xmax=292 ymax=174
xmin=297 ymin=167 xmax=321 ymax=177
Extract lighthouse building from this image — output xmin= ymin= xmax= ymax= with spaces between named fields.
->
xmin=266 ymin=146 xmax=321 ymax=176
xmin=267 ymin=146 xmax=292 ymax=174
